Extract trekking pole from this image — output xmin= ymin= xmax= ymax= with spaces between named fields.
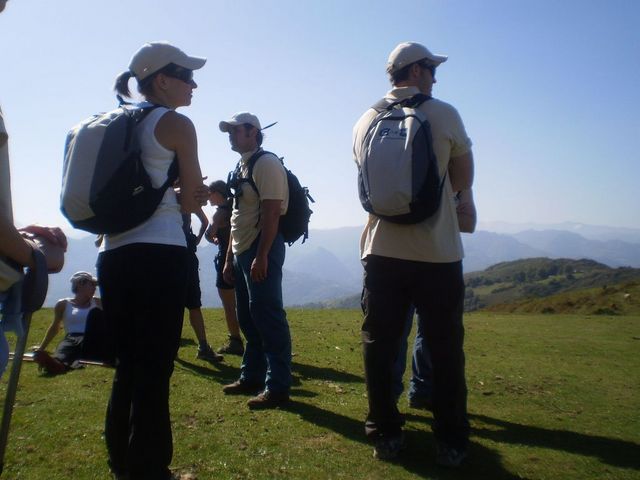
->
xmin=0 ymin=249 xmax=48 ymax=475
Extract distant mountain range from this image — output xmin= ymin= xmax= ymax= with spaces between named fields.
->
xmin=41 ymin=222 xmax=640 ymax=308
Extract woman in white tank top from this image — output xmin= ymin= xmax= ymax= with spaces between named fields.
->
xmin=33 ymin=271 xmax=102 ymax=373
xmin=96 ymin=42 xmax=208 ymax=480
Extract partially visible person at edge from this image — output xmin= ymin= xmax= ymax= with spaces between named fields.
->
xmin=0 ymin=0 xmax=67 ymax=378
xmin=352 ymin=41 xmax=475 ymax=466
xmin=219 ymin=112 xmax=292 ymax=409
xmin=97 ymin=41 xmax=208 ymax=480
xmin=205 ymin=180 xmax=244 ymax=356
xmin=32 ymin=271 xmax=114 ymax=374
xmin=182 ymin=208 xmax=224 ymax=363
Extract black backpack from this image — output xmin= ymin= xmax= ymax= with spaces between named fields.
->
xmin=61 ymin=104 xmax=179 ymax=234
xmin=228 ymin=149 xmax=314 ymax=245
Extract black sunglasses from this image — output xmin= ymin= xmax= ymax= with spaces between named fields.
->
xmin=418 ymin=62 xmax=436 ymax=77
xmin=161 ymin=65 xmax=194 ymax=84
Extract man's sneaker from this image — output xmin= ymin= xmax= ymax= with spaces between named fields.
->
xmin=435 ymin=442 xmax=468 ymax=467
xmin=373 ymin=432 xmax=405 ymax=460
xmin=222 ymin=379 xmax=264 ymax=395
xmin=408 ymin=395 xmax=434 ymax=411
xmin=196 ymin=345 xmax=224 ymax=363
xmin=217 ymin=335 xmax=244 ymax=355
xmin=246 ymin=390 xmax=289 ymax=410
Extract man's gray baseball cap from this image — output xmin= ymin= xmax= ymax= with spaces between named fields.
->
xmin=387 ymin=42 xmax=448 ymax=74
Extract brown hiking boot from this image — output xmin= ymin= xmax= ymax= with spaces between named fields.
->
xmin=247 ymin=390 xmax=289 ymax=410
xmin=222 ymin=379 xmax=264 ymax=395
xmin=217 ymin=335 xmax=244 ymax=356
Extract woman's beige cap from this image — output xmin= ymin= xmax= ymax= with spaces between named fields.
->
xmin=129 ymin=41 xmax=206 ymax=80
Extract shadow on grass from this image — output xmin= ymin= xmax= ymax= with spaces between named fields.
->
xmin=292 ymin=361 xmax=363 ymax=384
xmin=470 ymin=413 xmax=640 ymax=471
xmin=179 ymin=337 xmax=197 ymax=348
xmin=174 ymin=357 xmax=237 ymax=385
xmin=285 ymin=400 xmax=522 ymax=479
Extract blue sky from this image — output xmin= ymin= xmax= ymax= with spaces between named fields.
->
xmin=1 ymin=0 xmax=639 ymax=236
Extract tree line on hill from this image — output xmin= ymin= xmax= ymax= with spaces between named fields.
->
xmin=463 ymin=258 xmax=640 ymax=312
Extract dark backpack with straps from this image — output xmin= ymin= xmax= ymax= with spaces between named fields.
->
xmin=227 ymin=149 xmax=314 ymax=246
xmin=356 ymin=93 xmax=445 ymax=224
xmin=61 ymin=103 xmax=179 ymax=234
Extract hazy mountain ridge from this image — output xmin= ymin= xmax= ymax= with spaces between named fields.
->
xmin=41 ymin=223 xmax=640 ymax=307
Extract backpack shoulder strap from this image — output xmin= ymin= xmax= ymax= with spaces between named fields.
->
xmin=371 ymin=93 xmax=432 ymax=113
xmin=402 ymin=93 xmax=431 ymax=109
xmin=371 ymin=98 xmax=393 ymax=112
xmin=246 ymin=149 xmax=280 ymax=191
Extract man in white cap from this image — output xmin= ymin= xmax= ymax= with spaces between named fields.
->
xmin=352 ymin=41 xmax=474 ymax=465
xmin=219 ymin=112 xmax=291 ymax=409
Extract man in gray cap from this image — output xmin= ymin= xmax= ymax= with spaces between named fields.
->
xmin=352 ymin=41 xmax=474 ymax=465
xmin=219 ymin=112 xmax=291 ymax=409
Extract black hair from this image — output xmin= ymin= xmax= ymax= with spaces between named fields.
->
xmin=114 ymin=71 xmax=134 ymax=99
xmin=208 ymin=180 xmax=229 ymax=196
xmin=243 ymin=123 xmax=263 ymax=146
xmin=113 ymin=63 xmax=190 ymax=100
xmin=388 ymin=59 xmax=434 ymax=85
xmin=388 ymin=63 xmax=413 ymax=85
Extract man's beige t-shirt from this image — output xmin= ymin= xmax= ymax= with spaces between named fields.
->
xmin=353 ymin=86 xmax=472 ymax=263
xmin=231 ymin=149 xmax=289 ymax=255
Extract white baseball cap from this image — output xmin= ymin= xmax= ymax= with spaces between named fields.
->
xmin=129 ymin=41 xmax=206 ymax=81
xmin=219 ymin=112 xmax=262 ymax=132
xmin=387 ymin=42 xmax=448 ymax=74
xmin=70 ymin=271 xmax=97 ymax=285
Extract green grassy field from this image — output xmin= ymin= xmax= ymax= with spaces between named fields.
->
xmin=1 ymin=309 xmax=638 ymax=479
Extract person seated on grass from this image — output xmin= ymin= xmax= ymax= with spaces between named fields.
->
xmin=32 ymin=271 xmax=114 ymax=374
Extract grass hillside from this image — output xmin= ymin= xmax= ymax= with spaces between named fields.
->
xmin=485 ymin=280 xmax=640 ymax=315
xmin=464 ymin=257 xmax=640 ymax=311
xmin=0 ymin=309 xmax=638 ymax=479
xmin=305 ymin=257 xmax=640 ymax=313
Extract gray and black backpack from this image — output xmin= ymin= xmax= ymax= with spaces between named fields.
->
xmin=357 ymin=93 xmax=445 ymax=224
xmin=61 ymin=103 xmax=178 ymax=234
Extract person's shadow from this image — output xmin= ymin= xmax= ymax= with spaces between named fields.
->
xmin=277 ymin=402 xmax=640 ymax=478
xmin=469 ymin=413 xmax=640 ymax=471
xmin=284 ymin=401 xmax=521 ymax=479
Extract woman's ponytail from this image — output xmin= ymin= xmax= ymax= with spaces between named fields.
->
xmin=114 ymin=70 xmax=133 ymax=99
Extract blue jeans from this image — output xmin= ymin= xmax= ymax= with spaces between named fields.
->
xmin=234 ymin=234 xmax=291 ymax=393
xmin=393 ymin=306 xmax=433 ymax=401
